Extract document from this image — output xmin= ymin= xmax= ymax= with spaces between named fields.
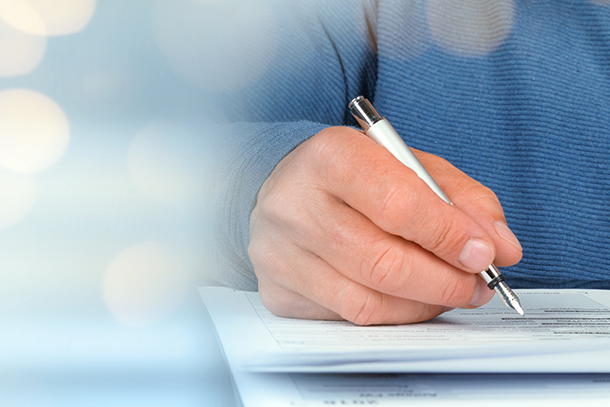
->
xmin=200 ymin=287 xmax=610 ymax=406
xmin=232 ymin=371 xmax=610 ymax=406
xmin=200 ymin=287 xmax=610 ymax=373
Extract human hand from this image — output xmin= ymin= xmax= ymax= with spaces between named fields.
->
xmin=248 ymin=126 xmax=522 ymax=325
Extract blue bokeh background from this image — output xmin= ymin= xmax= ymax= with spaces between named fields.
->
xmin=0 ymin=0 xmax=247 ymax=405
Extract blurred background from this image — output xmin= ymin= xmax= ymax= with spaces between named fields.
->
xmin=0 ymin=0 xmax=271 ymax=405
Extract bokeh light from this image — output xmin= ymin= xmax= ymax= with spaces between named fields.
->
xmin=152 ymin=0 xmax=278 ymax=92
xmin=102 ymin=241 xmax=193 ymax=328
xmin=0 ymin=168 xmax=36 ymax=228
xmin=427 ymin=0 xmax=515 ymax=57
xmin=127 ymin=121 xmax=209 ymax=207
xmin=0 ymin=0 xmax=96 ymax=37
xmin=0 ymin=16 xmax=46 ymax=76
xmin=0 ymin=89 xmax=70 ymax=174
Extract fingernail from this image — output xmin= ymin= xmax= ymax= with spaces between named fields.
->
xmin=469 ymin=278 xmax=495 ymax=307
xmin=458 ymin=238 xmax=494 ymax=272
xmin=494 ymin=221 xmax=522 ymax=251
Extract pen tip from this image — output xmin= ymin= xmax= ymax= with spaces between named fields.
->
xmin=508 ymin=294 xmax=525 ymax=316
xmin=513 ymin=302 xmax=525 ymax=316
xmin=494 ymin=281 xmax=525 ymax=316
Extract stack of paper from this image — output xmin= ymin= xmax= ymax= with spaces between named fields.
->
xmin=200 ymin=287 xmax=610 ymax=406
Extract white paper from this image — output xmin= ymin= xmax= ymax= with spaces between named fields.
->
xmin=230 ymin=371 xmax=610 ymax=407
xmin=200 ymin=287 xmax=610 ymax=373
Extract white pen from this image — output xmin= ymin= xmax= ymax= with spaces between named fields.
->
xmin=349 ymin=96 xmax=525 ymax=316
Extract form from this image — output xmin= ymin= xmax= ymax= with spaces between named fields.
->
xmin=200 ymin=287 xmax=610 ymax=373
xmin=200 ymin=287 xmax=610 ymax=406
xmin=231 ymin=372 xmax=610 ymax=406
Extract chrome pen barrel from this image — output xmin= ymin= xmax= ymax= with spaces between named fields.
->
xmin=350 ymin=96 xmax=451 ymax=204
xmin=348 ymin=95 xmax=525 ymax=316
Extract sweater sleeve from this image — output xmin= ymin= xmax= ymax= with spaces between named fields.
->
xmin=207 ymin=1 xmax=378 ymax=290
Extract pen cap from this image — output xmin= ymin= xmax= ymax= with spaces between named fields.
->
xmin=349 ymin=96 xmax=382 ymax=131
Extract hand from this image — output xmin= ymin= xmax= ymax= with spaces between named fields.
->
xmin=249 ymin=126 xmax=522 ymax=325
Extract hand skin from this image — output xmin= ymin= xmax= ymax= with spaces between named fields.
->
xmin=249 ymin=126 xmax=523 ymax=325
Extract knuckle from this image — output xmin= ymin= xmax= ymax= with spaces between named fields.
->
xmin=421 ymin=215 xmax=470 ymax=257
xmin=338 ymin=285 xmax=384 ymax=326
xmin=258 ymin=279 xmax=316 ymax=320
xmin=255 ymin=141 xmax=328 ymax=228
xmin=259 ymin=285 xmax=291 ymax=318
xmin=257 ymin=181 xmax=305 ymax=230
xmin=460 ymin=182 xmax=503 ymax=212
xmin=305 ymin=127 xmax=352 ymax=173
xmin=257 ymin=185 xmax=288 ymax=220
xmin=425 ymin=216 xmax=455 ymax=251
xmin=248 ymin=234 xmax=290 ymax=279
xmin=361 ymin=242 xmax=413 ymax=293
xmin=437 ymin=278 xmax=460 ymax=305
xmin=460 ymin=178 xmax=493 ymax=197
xmin=374 ymin=183 xmax=420 ymax=230
xmin=247 ymin=237 xmax=273 ymax=272
xmin=259 ymin=290 xmax=281 ymax=316
xmin=408 ymin=305 xmax=438 ymax=323
xmin=478 ymin=184 xmax=499 ymax=202
xmin=308 ymin=128 xmax=340 ymax=157
xmin=436 ymin=275 xmax=472 ymax=306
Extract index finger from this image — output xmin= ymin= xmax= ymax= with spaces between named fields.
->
xmin=310 ymin=127 xmax=497 ymax=274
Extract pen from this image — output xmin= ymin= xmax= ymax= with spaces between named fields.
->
xmin=349 ymin=96 xmax=525 ymax=316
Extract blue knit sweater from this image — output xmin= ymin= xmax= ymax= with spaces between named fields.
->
xmin=212 ymin=0 xmax=610 ymax=291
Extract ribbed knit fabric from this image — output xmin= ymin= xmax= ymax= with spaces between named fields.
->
xmin=211 ymin=0 xmax=610 ymax=290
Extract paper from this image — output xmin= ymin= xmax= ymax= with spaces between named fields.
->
xmin=200 ymin=287 xmax=610 ymax=373
xmin=231 ymin=371 xmax=610 ymax=406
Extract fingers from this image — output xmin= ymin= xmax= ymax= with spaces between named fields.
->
xmin=258 ymin=275 xmax=342 ymax=321
xmin=252 ymin=240 xmax=447 ymax=325
xmin=249 ymin=125 xmax=519 ymax=325
xmin=310 ymin=127 xmax=501 ymax=274
xmin=290 ymin=191 xmax=489 ymax=308
xmin=414 ymin=149 xmax=523 ymax=267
